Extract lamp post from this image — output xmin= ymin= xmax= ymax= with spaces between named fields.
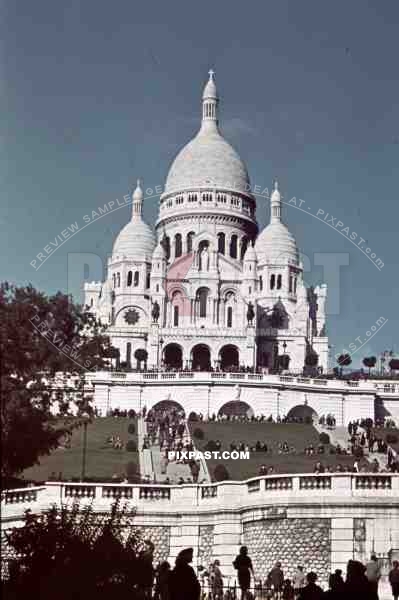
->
xmin=159 ymin=337 xmax=164 ymax=370
xmin=80 ymin=412 xmax=90 ymax=482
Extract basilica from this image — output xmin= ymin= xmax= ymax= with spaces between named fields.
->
xmin=84 ymin=71 xmax=328 ymax=373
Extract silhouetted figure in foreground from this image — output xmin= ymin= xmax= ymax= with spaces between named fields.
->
xmin=155 ymin=561 xmax=171 ymax=600
xmin=169 ymin=548 xmax=200 ymax=600
xmin=345 ymin=560 xmax=376 ymax=600
xmin=233 ymin=546 xmax=254 ymax=600
xmin=366 ymin=554 xmax=381 ymax=599
xmin=389 ymin=560 xmax=399 ymax=600
xmin=297 ymin=572 xmax=323 ymax=599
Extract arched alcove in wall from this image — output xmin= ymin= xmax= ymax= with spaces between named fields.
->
xmin=150 ymin=399 xmax=185 ymax=416
xmin=218 ymin=401 xmax=254 ymax=418
xmin=286 ymin=404 xmax=318 ymax=422
xmin=163 ymin=343 xmax=183 ymax=370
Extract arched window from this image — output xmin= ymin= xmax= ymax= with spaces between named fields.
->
xmin=230 ymin=235 xmax=238 ymax=259
xmin=90 ymin=297 xmax=94 ymax=307
xmin=294 ymin=277 xmax=297 ymax=293
xmin=277 ymin=274 xmax=282 ymax=290
xmin=127 ymin=271 xmax=132 ymax=287
xmin=240 ymin=237 xmax=248 ymax=260
xmin=126 ymin=342 xmax=131 ymax=367
xmin=197 ymin=288 xmax=208 ymax=318
xmin=146 ymin=272 xmax=150 ymax=289
xmin=175 ymin=233 xmax=182 ymax=257
xmin=270 ymin=274 xmax=275 ymax=290
xmin=227 ymin=306 xmax=233 ymax=328
xmin=156 ymin=284 xmax=159 ymax=292
xmin=134 ymin=271 xmax=139 ymax=286
xmin=187 ymin=232 xmax=195 ymax=253
xmin=162 ymin=236 xmax=170 ymax=260
xmin=217 ymin=232 xmax=225 ymax=254
xmin=173 ymin=305 xmax=179 ymax=327
xmin=259 ymin=275 xmax=263 ymax=291
xmin=289 ymin=274 xmax=293 ymax=293
xmin=117 ymin=272 xmax=120 ymax=287
xmin=112 ymin=274 xmax=116 ymax=288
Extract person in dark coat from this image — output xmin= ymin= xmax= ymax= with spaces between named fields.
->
xmin=297 ymin=572 xmax=323 ymax=600
xmin=233 ymin=546 xmax=254 ymax=600
xmin=344 ymin=560 xmax=376 ymax=600
xmin=155 ymin=561 xmax=171 ymax=600
xmin=267 ymin=562 xmax=284 ymax=595
xmin=389 ymin=560 xmax=399 ymax=600
xmin=323 ymin=571 xmax=345 ymax=599
xmin=169 ymin=548 xmax=200 ymax=600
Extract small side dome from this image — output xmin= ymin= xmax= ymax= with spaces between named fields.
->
xmin=152 ymin=243 xmax=165 ymax=259
xmin=112 ymin=220 xmax=155 ymax=260
xmin=244 ymin=244 xmax=257 ymax=261
xmin=255 ymin=222 xmax=299 ymax=265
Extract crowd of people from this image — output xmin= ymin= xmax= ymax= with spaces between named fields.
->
xmin=144 ymin=406 xmax=203 ymax=483
xmin=190 ymin=413 xmax=318 ymax=425
xmin=132 ymin=544 xmax=399 ymax=600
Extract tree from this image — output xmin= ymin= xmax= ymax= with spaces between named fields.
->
xmin=0 ymin=283 xmax=110 ymax=480
xmin=134 ymin=348 xmax=148 ymax=371
xmin=389 ymin=358 xmax=399 ymax=373
xmin=3 ymin=500 xmax=148 ymax=600
xmin=336 ymin=353 xmax=352 ymax=376
xmin=362 ymin=356 xmax=377 ymax=375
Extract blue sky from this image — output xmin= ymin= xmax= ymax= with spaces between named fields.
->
xmin=2 ymin=0 xmax=398 ymax=367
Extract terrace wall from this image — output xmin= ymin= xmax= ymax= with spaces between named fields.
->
xmin=2 ymin=474 xmax=399 ymax=587
xmin=85 ymin=371 xmax=399 ymax=424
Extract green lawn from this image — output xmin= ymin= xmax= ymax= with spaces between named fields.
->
xmin=188 ymin=421 xmax=368 ymax=481
xmin=23 ymin=417 xmax=139 ymax=483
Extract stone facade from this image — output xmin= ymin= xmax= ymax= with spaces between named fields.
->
xmin=243 ymin=518 xmax=331 ymax=583
xmin=140 ymin=526 xmax=171 ymax=563
xmin=198 ymin=525 xmax=215 ymax=567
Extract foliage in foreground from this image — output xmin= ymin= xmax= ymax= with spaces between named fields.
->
xmin=3 ymin=500 xmax=152 ymax=600
xmin=0 ymin=282 xmax=113 ymax=479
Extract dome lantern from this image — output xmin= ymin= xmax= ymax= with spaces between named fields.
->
xmin=201 ymin=69 xmax=219 ymax=133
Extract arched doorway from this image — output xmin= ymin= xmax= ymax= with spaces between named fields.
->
xmin=218 ymin=401 xmax=254 ymax=419
xmin=286 ymin=404 xmax=318 ymax=423
xmin=219 ymin=345 xmax=239 ymax=371
xmin=191 ymin=344 xmax=211 ymax=371
xmin=150 ymin=399 xmax=185 ymax=417
xmin=163 ymin=343 xmax=183 ymax=370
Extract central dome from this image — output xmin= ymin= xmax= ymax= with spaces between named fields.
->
xmin=164 ymin=129 xmax=251 ymax=195
xmin=163 ymin=71 xmax=251 ymax=197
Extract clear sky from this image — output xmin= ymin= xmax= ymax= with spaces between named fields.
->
xmin=2 ymin=0 xmax=398 ymax=368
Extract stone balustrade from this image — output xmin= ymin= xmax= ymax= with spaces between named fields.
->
xmin=86 ymin=370 xmax=399 ymax=395
xmin=2 ymin=475 xmax=398 ymax=522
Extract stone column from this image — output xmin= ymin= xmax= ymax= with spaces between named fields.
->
xmin=330 ymin=517 xmax=354 ymax=575
xmin=212 ymin=518 xmax=242 ymax=580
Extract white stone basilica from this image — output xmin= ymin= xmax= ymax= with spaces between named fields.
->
xmin=84 ymin=72 xmax=328 ymax=373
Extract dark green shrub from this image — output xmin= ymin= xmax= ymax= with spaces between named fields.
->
xmin=125 ymin=440 xmax=137 ymax=452
xmin=319 ymin=432 xmax=330 ymax=445
xmin=193 ymin=427 xmax=204 ymax=440
xmin=353 ymin=446 xmax=364 ymax=458
xmin=128 ymin=423 xmax=135 ymax=435
xmin=188 ymin=412 xmax=198 ymax=421
xmin=213 ymin=464 xmax=229 ymax=482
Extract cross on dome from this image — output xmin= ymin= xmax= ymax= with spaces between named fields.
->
xmin=208 ymin=69 xmax=215 ymax=80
